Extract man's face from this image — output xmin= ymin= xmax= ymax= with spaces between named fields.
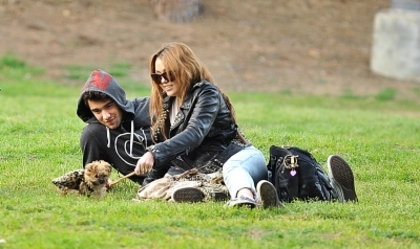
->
xmin=87 ymin=98 xmax=123 ymax=129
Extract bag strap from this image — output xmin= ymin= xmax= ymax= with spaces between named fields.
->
xmin=285 ymin=153 xmax=299 ymax=200
xmin=270 ymin=146 xmax=300 ymax=201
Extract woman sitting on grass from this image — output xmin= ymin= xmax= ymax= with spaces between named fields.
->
xmin=134 ymin=42 xmax=280 ymax=208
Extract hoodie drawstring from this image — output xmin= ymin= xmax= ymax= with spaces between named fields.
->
xmin=106 ymin=120 xmax=144 ymax=154
xmin=106 ymin=127 xmax=111 ymax=148
xmin=141 ymin=128 xmax=148 ymax=148
xmin=129 ymin=120 xmax=134 ymax=156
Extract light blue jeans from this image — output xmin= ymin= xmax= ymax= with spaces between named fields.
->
xmin=223 ymin=146 xmax=268 ymax=200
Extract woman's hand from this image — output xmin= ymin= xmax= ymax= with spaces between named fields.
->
xmin=135 ymin=151 xmax=155 ymax=175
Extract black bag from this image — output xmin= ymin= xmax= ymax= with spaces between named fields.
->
xmin=267 ymin=145 xmax=337 ymax=202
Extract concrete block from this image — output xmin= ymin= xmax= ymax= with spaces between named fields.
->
xmin=391 ymin=0 xmax=420 ymax=11
xmin=370 ymin=9 xmax=420 ymax=82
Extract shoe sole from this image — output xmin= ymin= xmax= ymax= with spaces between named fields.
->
xmin=172 ymin=187 xmax=205 ymax=203
xmin=327 ymin=155 xmax=358 ymax=202
xmin=257 ymin=180 xmax=281 ymax=208
xmin=224 ymin=196 xmax=257 ymax=209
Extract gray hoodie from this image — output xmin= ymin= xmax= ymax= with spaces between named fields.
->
xmin=76 ymin=69 xmax=151 ymax=182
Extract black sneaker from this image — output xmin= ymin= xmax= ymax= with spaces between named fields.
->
xmin=327 ymin=155 xmax=358 ymax=202
xmin=256 ymin=180 xmax=282 ymax=208
xmin=171 ymin=187 xmax=205 ymax=203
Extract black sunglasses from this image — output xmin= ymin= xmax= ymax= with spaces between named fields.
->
xmin=150 ymin=71 xmax=175 ymax=84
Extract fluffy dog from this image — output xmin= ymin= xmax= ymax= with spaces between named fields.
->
xmin=52 ymin=160 xmax=112 ymax=198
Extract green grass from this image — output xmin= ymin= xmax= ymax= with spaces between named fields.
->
xmin=65 ymin=62 xmax=132 ymax=81
xmin=1 ymin=56 xmax=420 ymax=248
xmin=375 ymin=87 xmax=398 ymax=101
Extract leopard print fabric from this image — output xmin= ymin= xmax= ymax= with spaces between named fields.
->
xmin=52 ymin=169 xmax=85 ymax=190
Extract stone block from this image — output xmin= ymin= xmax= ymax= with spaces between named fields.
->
xmin=370 ymin=9 xmax=420 ymax=82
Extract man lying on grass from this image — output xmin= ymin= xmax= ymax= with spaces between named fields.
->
xmin=77 ymin=69 xmax=152 ymax=185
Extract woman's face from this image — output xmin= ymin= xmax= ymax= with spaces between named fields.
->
xmin=153 ymin=58 xmax=181 ymax=98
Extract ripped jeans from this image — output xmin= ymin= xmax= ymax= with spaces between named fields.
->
xmin=223 ymin=146 xmax=268 ymax=200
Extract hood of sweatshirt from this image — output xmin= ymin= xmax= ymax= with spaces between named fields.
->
xmin=77 ymin=69 xmax=135 ymax=122
xmin=76 ymin=69 xmax=151 ymax=152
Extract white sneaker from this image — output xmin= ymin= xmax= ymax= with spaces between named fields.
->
xmin=225 ymin=196 xmax=257 ymax=209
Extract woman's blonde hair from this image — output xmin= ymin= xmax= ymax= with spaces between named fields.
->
xmin=148 ymin=42 xmax=238 ymax=140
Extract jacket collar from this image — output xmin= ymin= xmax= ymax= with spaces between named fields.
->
xmin=162 ymin=82 xmax=206 ymax=132
xmin=162 ymin=81 xmax=206 ymax=111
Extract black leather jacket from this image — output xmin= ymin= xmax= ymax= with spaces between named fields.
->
xmin=147 ymin=81 xmax=250 ymax=175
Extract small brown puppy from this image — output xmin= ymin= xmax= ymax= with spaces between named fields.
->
xmin=52 ymin=160 xmax=112 ymax=198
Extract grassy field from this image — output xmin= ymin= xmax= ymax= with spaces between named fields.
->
xmin=1 ymin=55 xmax=420 ymax=249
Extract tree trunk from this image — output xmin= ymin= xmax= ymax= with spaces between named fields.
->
xmin=151 ymin=0 xmax=203 ymax=23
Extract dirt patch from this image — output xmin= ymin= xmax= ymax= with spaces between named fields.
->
xmin=0 ymin=0 xmax=419 ymax=99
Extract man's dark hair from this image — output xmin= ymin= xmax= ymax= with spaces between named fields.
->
xmin=82 ymin=91 xmax=110 ymax=107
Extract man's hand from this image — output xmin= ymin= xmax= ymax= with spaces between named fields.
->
xmin=135 ymin=151 xmax=154 ymax=175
